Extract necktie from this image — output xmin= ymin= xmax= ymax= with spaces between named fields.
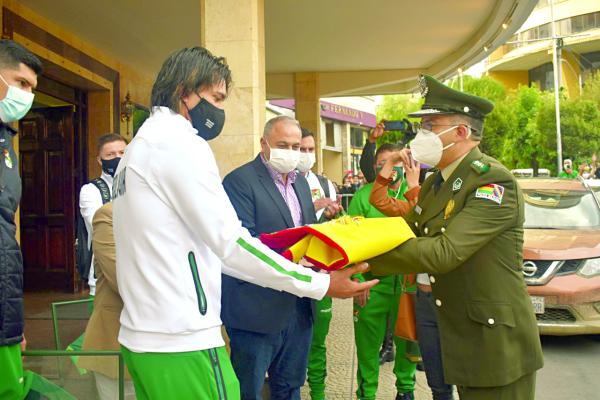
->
xmin=433 ymin=173 xmax=444 ymax=194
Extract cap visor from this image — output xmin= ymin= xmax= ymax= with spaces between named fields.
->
xmin=408 ymin=109 xmax=453 ymax=118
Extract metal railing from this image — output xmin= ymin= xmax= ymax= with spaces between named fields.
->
xmin=23 ymin=350 xmax=126 ymax=399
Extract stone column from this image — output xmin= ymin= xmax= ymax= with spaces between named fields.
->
xmin=294 ymin=72 xmax=322 ymax=172
xmin=200 ymin=0 xmax=265 ymax=176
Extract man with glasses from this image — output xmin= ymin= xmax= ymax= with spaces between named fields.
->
xmin=367 ymin=75 xmax=543 ymax=400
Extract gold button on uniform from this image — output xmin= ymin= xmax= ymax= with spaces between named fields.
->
xmin=441 ymin=227 xmax=446 ymax=233
xmin=424 ymin=227 xmax=429 ymax=234
xmin=488 ymin=318 xmax=495 ymax=325
xmin=430 ymin=276 xmax=436 ymax=284
xmin=415 ymin=222 xmax=419 ymax=228
xmin=435 ymin=299 xmax=442 ymax=307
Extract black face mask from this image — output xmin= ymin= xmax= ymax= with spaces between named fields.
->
xmin=188 ymin=98 xmax=225 ymax=141
xmin=101 ymin=157 xmax=121 ymax=177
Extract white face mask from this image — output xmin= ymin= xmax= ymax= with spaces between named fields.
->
xmin=267 ymin=143 xmax=300 ymax=174
xmin=0 ymin=73 xmax=34 ymax=123
xmin=410 ymin=125 xmax=460 ymax=167
xmin=297 ymin=152 xmax=316 ymax=173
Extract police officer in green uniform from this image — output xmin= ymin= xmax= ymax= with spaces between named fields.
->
xmin=367 ymin=75 xmax=544 ymax=400
xmin=348 ymin=143 xmax=418 ymax=400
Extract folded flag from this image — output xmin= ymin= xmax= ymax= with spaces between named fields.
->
xmin=259 ymin=215 xmax=415 ymax=271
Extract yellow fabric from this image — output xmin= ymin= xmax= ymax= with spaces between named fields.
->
xmin=287 ymin=216 xmax=415 ymax=270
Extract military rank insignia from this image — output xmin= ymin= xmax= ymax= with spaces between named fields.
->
xmin=470 ymin=160 xmax=490 ymax=174
xmin=475 ymin=184 xmax=504 ymax=205
xmin=444 ymin=199 xmax=455 ymax=220
xmin=452 ymin=178 xmax=462 ymax=192
xmin=418 ymin=74 xmax=429 ymax=97
xmin=3 ymin=149 xmax=13 ymax=169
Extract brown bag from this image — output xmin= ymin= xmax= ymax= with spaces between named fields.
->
xmin=394 ymin=274 xmax=417 ymax=342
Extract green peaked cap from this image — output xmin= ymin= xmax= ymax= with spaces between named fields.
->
xmin=408 ymin=75 xmax=494 ymax=120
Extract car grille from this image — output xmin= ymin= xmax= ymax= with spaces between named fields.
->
xmin=524 ymin=259 xmax=586 ymax=285
xmin=523 ymin=260 xmax=554 ymax=280
xmin=536 ymin=308 xmax=576 ymax=323
xmin=557 ymin=259 xmax=583 ymax=276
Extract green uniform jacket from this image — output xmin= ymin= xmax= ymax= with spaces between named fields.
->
xmin=367 ymin=147 xmax=543 ymax=388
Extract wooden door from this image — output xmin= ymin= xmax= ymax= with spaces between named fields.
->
xmin=19 ymin=106 xmax=76 ymax=291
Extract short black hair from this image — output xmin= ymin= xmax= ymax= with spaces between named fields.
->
xmin=97 ymin=133 xmax=127 ymax=155
xmin=0 ymin=39 xmax=42 ymax=75
xmin=301 ymin=128 xmax=314 ymax=139
xmin=151 ymin=47 xmax=232 ymax=113
xmin=375 ymin=143 xmax=403 ymax=160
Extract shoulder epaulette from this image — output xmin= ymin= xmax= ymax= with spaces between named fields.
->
xmin=470 ymin=159 xmax=490 ymax=175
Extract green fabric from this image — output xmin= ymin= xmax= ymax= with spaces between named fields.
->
xmin=236 ymin=237 xmax=313 ymax=282
xmin=306 ymin=296 xmax=333 ymax=400
xmin=457 ymin=372 xmax=536 ymax=400
xmin=66 ymin=334 xmax=87 ymax=375
xmin=558 ymin=170 xmax=578 ymax=179
xmin=354 ymin=276 xmax=416 ymax=400
xmin=347 ymin=181 xmax=408 ymax=219
xmin=0 ymin=343 xmax=33 ymax=400
xmin=121 ymin=346 xmax=240 ymax=400
xmin=348 ymin=181 xmax=416 ymax=399
xmin=28 ymin=373 xmax=77 ymax=400
xmin=368 ymin=147 xmax=544 ymax=387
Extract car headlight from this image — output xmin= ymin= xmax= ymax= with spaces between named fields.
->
xmin=578 ymin=258 xmax=600 ymax=278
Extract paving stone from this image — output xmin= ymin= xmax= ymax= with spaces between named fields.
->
xmin=301 ymin=298 xmax=434 ymax=399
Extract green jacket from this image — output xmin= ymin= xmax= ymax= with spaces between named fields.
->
xmin=347 ymin=181 xmax=407 ymax=290
xmin=367 ymin=147 xmax=543 ymax=387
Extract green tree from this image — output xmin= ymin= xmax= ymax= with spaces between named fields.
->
xmin=375 ymin=74 xmax=600 ymax=176
xmin=499 ymin=84 xmax=555 ymax=174
xmin=581 ymin=70 xmax=600 ymax=110
xmin=375 ymin=94 xmax=422 ymax=145
xmin=453 ymin=76 xmax=509 ymax=159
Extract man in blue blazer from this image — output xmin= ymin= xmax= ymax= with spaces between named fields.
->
xmin=222 ymin=116 xmax=319 ymax=400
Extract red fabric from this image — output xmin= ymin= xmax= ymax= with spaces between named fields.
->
xmin=259 ymin=226 xmax=350 ymax=271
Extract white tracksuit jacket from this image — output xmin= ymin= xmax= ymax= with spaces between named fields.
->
xmin=113 ymin=107 xmax=330 ymax=353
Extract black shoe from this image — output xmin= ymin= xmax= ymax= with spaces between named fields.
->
xmin=379 ymin=346 xmax=395 ymax=365
xmin=395 ymin=392 xmax=415 ymax=400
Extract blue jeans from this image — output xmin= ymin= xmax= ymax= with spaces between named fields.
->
xmin=415 ymin=289 xmax=454 ymax=400
xmin=226 ymin=311 xmax=313 ymax=400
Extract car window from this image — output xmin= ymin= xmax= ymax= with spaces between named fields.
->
xmin=523 ymin=189 xmax=600 ymax=229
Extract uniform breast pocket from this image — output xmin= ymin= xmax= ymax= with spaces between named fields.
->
xmin=467 ymin=301 xmax=516 ymax=329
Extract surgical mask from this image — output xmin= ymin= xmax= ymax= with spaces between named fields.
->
xmin=267 ymin=143 xmax=300 ymax=174
xmin=0 ymin=73 xmax=34 ymax=123
xmin=188 ymin=98 xmax=225 ymax=141
xmin=583 ymin=172 xmax=591 ymax=179
xmin=101 ymin=157 xmax=121 ymax=177
xmin=391 ymin=166 xmax=404 ymax=184
xmin=297 ymin=152 xmax=316 ymax=173
xmin=410 ymin=125 xmax=460 ymax=167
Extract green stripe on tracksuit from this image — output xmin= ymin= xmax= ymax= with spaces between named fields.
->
xmin=354 ymin=274 xmax=416 ymax=400
xmin=121 ymin=346 xmax=240 ymax=400
xmin=306 ymin=295 xmax=333 ymax=400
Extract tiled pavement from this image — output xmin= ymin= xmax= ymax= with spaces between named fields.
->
xmin=300 ymin=298 xmax=434 ymax=400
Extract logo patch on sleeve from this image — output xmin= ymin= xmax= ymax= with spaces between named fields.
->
xmin=475 ymin=184 xmax=504 ymax=205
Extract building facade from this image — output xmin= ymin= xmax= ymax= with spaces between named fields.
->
xmin=486 ymin=0 xmax=600 ymax=97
